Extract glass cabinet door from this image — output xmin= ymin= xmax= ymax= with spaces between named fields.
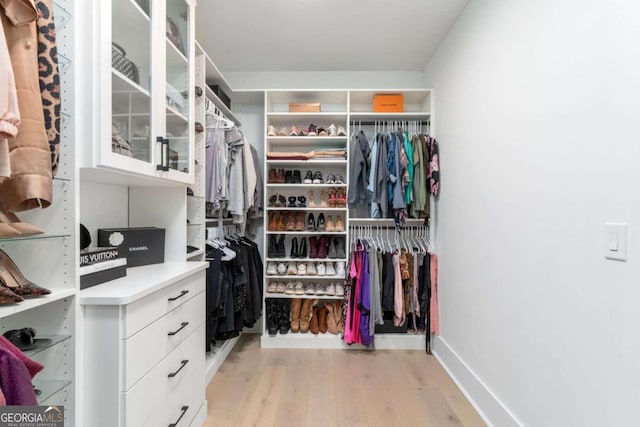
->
xmin=165 ymin=0 xmax=191 ymax=174
xmin=111 ymin=0 xmax=153 ymax=165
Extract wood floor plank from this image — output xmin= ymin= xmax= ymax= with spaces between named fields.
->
xmin=204 ymin=334 xmax=486 ymax=427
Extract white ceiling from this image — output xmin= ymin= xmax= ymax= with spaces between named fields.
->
xmin=195 ymin=0 xmax=471 ymax=73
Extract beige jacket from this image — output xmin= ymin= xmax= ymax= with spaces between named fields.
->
xmin=0 ymin=0 xmax=52 ymax=212
xmin=0 ymin=8 xmax=20 ymax=180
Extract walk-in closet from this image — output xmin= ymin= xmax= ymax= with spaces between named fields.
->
xmin=0 ymin=0 xmax=636 ymax=426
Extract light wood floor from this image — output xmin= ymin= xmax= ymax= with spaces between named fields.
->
xmin=203 ymin=334 xmax=486 ymax=427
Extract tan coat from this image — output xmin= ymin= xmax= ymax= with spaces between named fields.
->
xmin=0 ymin=8 xmax=20 ymax=180
xmin=0 ymin=0 xmax=52 ymax=212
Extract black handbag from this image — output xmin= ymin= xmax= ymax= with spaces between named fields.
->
xmin=112 ymin=42 xmax=140 ymax=84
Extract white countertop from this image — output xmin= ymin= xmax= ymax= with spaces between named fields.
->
xmin=79 ymin=261 xmax=208 ymax=305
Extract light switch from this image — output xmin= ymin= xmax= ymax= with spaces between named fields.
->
xmin=605 ymin=223 xmax=627 ymax=261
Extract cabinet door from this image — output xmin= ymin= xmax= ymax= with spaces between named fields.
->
xmin=161 ymin=0 xmax=195 ymax=184
xmin=108 ymin=0 xmax=157 ymax=176
xmin=96 ymin=0 xmax=194 ymax=183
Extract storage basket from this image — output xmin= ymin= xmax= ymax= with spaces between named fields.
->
xmin=111 ymin=43 xmax=140 ymax=84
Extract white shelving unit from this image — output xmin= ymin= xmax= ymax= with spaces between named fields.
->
xmin=194 ymin=41 xmax=248 ymax=384
xmin=261 ymin=89 xmax=433 ymax=350
xmin=0 ymin=0 xmax=77 ymax=423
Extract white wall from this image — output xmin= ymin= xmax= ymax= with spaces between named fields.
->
xmin=226 ymin=71 xmax=425 ymax=90
xmin=424 ymin=1 xmax=640 ymax=426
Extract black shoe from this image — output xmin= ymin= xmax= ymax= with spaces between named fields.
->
xmin=293 ymin=170 xmax=302 ymax=184
xmin=313 ymin=171 xmax=324 ymax=184
xmin=285 ymin=170 xmax=294 ymax=183
xmin=304 ymin=170 xmax=313 ymax=184
xmin=277 ymin=235 xmax=286 ymax=257
xmin=290 ymin=237 xmax=299 ymax=258
xmin=307 ymin=213 xmax=316 ymax=231
xmin=317 ymin=213 xmax=326 ymax=231
xmin=297 ymin=196 xmax=306 ymax=207
xmin=288 ymin=196 xmax=297 ymax=208
xmin=298 ymin=237 xmax=308 ymax=258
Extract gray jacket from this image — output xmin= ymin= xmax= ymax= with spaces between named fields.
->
xmin=348 ymin=131 xmax=371 ymax=205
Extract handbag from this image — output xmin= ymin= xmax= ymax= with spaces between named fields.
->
xmin=112 ymin=125 xmax=134 ymax=157
xmin=111 ymin=42 xmax=140 ymax=84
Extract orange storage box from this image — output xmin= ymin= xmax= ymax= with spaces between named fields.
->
xmin=373 ymin=94 xmax=404 ymax=112
xmin=289 ymin=102 xmax=321 ymax=112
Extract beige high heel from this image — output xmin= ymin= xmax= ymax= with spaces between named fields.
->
xmin=308 ymin=190 xmax=316 ymax=208
xmin=0 ymin=210 xmax=43 ymax=236
xmin=319 ymin=190 xmax=328 ymax=208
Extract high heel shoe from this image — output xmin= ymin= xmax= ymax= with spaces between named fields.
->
xmin=0 ymin=219 xmax=21 ymax=238
xmin=0 ymin=284 xmax=23 ymax=304
xmin=308 ymin=190 xmax=316 ymax=208
xmin=0 ymin=206 xmax=42 ymax=235
xmin=319 ymin=190 xmax=328 ymax=208
xmin=0 ymin=250 xmax=51 ymax=297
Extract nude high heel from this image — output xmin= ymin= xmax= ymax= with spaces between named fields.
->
xmin=0 ymin=250 xmax=51 ymax=297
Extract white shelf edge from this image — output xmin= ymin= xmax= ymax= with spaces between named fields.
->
xmin=267 ymin=136 xmax=347 ymax=141
xmin=266 ymin=184 xmax=348 ymax=188
xmin=266 ymin=160 xmax=348 ymax=164
xmin=265 ymin=231 xmax=348 ymax=235
xmin=187 ymin=249 xmax=205 ymax=259
xmin=349 ymin=218 xmax=427 ymax=226
xmin=166 ymin=104 xmax=188 ymax=122
xmin=166 ymin=37 xmax=188 ymax=64
xmin=264 ymin=293 xmax=343 ymax=300
xmin=0 ymin=289 xmax=76 ymax=319
xmin=265 ymin=207 xmax=347 ymax=211
xmin=265 ymin=275 xmax=346 ymax=280
xmin=205 ymin=335 xmax=240 ymax=384
xmin=266 ymin=258 xmax=348 ymax=263
xmin=267 ymin=112 xmax=348 ymax=116
xmin=112 ymin=69 xmax=150 ymax=97
xmin=260 ymin=332 xmax=425 ymax=350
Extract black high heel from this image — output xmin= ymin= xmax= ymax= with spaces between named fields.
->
xmin=307 ymin=213 xmax=316 ymax=231
xmin=288 ymin=196 xmax=297 ymax=208
xmin=297 ymin=196 xmax=306 ymax=207
xmin=317 ymin=213 xmax=326 ymax=232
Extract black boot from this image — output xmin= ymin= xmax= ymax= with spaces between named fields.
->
xmin=277 ymin=235 xmax=286 ymax=258
xmin=267 ymin=300 xmax=278 ymax=336
xmin=285 ymin=170 xmax=294 ymax=183
xmin=292 ymin=170 xmax=302 ymax=184
xmin=290 ymin=237 xmax=299 ymax=258
xmin=279 ymin=299 xmax=290 ymax=334
xmin=268 ymin=235 xmax=277 ymax=258
xmin=298 ymin=237 xmax=307 ymax=258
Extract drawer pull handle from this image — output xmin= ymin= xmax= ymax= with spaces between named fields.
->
xmin=168 ymin=290 xmax=189 ymax=302
xmin=168 ymin=359 xmax=189 ymax=378
xmin=168 ymin=322 xmax=189 ymax=336
xmin=168 ymin=405 xmax=189 ymax=427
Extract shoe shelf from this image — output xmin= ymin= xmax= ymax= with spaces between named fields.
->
xmin=265 ymin=207 xmax=347 ymax=211
xmin=0 ymin=233 xmax=71 ymax=243
xmin=265 ymin=275 xmax=345 ymax=280
xmin=266 ymin=112 xmax=348 ymax=126
xmin=24 ymin=334 xmax=72 ymax=357
xmin=267 ymin=136 xmax=347 ymax=143
xmin=266 ymin=231 xmax=348 ymax=235
xmin=266 ymin=257 xmax=348 ymax=263
xmin=265 ymin=293 xmax=343 ymax=300
xmin=266 ymin=159 xmax=348 ymax=165
xmin=34 ymin=379 xmax=72 ymax=405
xmin=0 ymin=289 xmax=76 ymax=319
xmin=266 ymin=184 xmax=347 ymax=189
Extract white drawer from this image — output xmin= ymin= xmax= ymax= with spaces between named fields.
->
xmin=142 ymin=365 xmax=205 ymax=427
xmin=122 ymin=325 xmax=205 ymax=427
xmin=124 ymin=271 xmax=205 ymax=338
xmin=122 ymin=291 xmax=205 ymax=390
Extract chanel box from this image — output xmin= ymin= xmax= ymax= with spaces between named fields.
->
xmin=97 ymin=227 xmax=165 ymax=267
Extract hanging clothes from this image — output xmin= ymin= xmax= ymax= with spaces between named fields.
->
xmin=0 ymin=334 xmax=43 ymax=406
xmin=0 ymin=0 xmax=53 ymax=212
xmin=0 ymin=8 xmax=19 ymax=181
xmin=348 ymin=130 xmax=370 ymax=206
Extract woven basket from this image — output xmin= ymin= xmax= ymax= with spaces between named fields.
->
xmin=112 ymin=43 xmax=140 ymax=84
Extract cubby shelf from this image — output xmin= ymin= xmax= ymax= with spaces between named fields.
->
xmin=0 ymin=289 xmax=76 ymax=319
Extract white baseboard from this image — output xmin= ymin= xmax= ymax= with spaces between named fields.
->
xmin=432 ymin=336 xmax=523 ymax=427
xmin=205 ymin=335 xmax=240 ymax=384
